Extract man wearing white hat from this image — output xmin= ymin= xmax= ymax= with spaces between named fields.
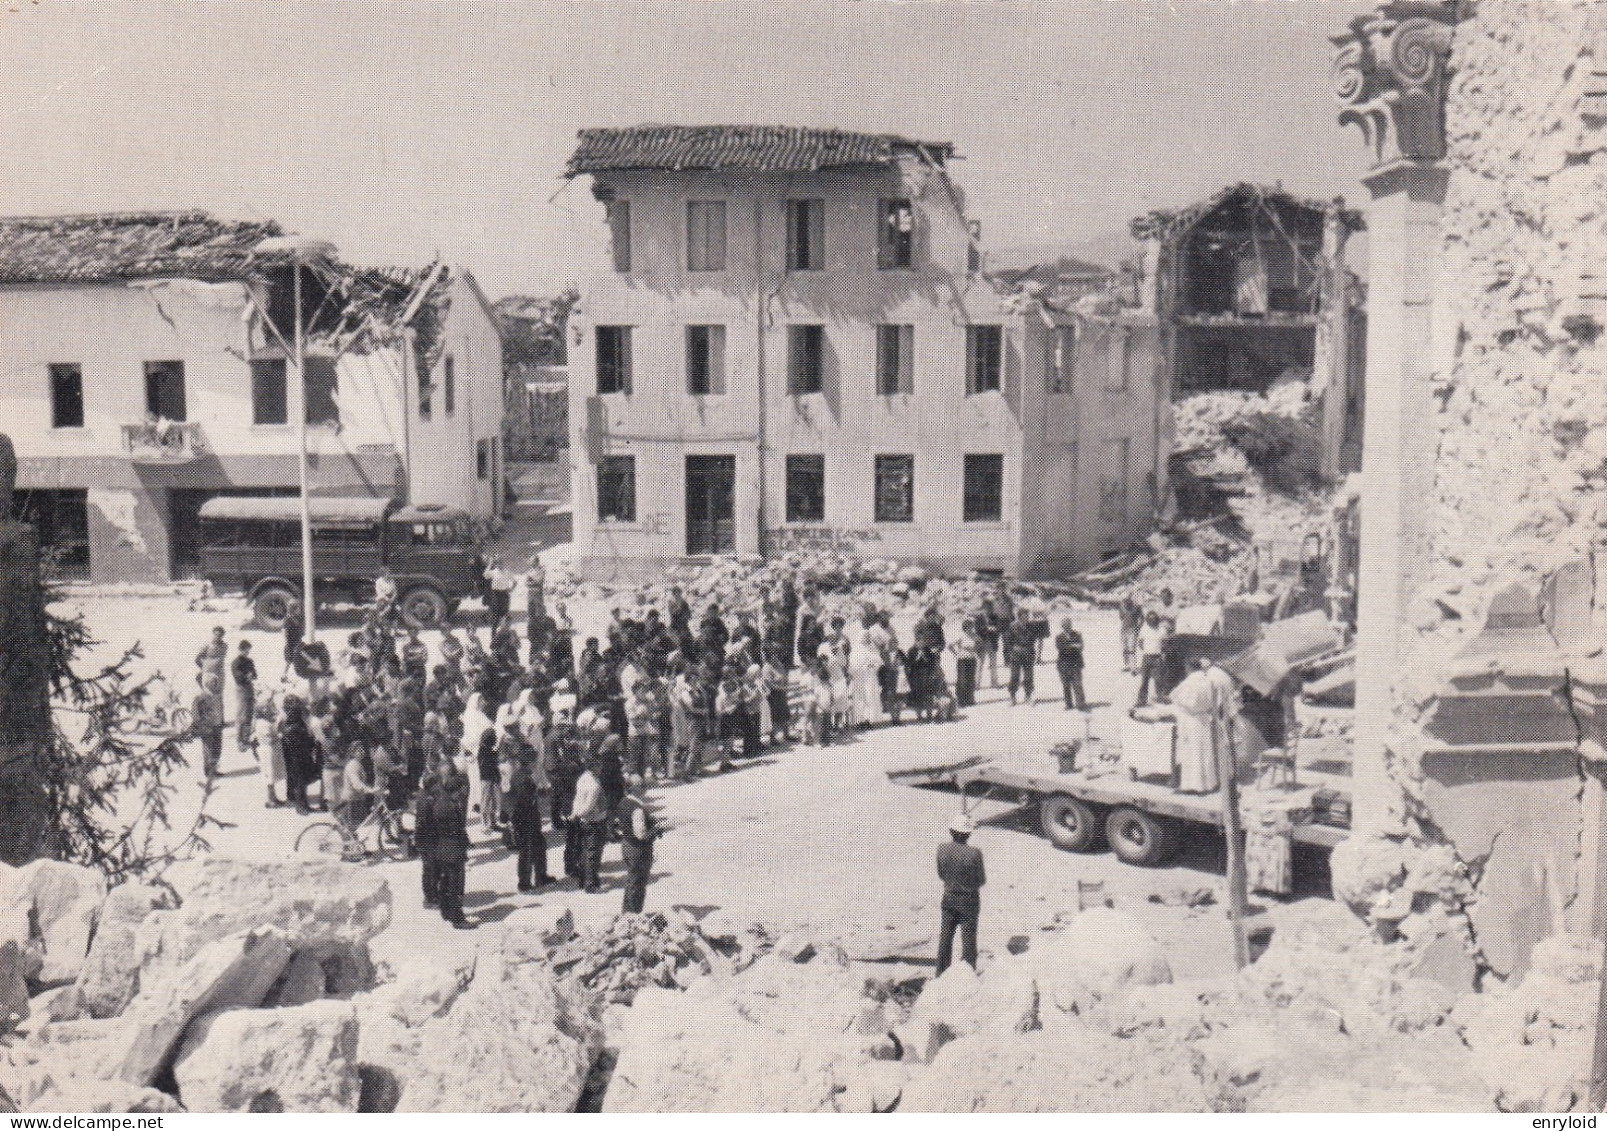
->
xmin=935 ymin=813 xmax=987 ymax=975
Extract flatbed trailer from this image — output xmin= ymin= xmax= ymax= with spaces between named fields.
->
xmin=887 ymin=756 xmax=1349 ymax=868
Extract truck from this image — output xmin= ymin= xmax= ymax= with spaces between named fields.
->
xmin=196 ymin=495 xmax=485 ymax=631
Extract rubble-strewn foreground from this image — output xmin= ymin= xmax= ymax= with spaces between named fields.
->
xmin=0 ymin=856 xmax=1597 ymax=1112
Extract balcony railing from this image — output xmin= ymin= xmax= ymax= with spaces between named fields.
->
xmin=121 ymin=421 xmax=209 ymax=463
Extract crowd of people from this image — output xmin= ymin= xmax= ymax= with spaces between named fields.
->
xmin=181 ymin=561 xmax=1116 ymax=929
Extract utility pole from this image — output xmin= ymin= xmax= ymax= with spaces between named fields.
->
xmin=294 ymin=257 xmax=315 ymax=645
xmin=1217 ymin=717 xmax=1250 ymax=968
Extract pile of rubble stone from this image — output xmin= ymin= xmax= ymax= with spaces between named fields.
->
xmin=0 ymin=857 xmax=603 ymax=1113
xmin=547 ymin=910 xmax=770 ymax=1004
xmin=603 ymin=901 xmax=1506 ymax=1112
xmin=1106 ymin=381 xmax=1335 ymax=608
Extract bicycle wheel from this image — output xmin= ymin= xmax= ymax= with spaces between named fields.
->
xmin=294 ymin=822 xmax=350 ymax=859
xmin=371 ymin=810 xmax=406 ymax=862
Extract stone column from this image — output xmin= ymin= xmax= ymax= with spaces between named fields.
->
xmin=1316 ymin=204 xmax=1351 ymax=483
xmin=1330 ymin=1 xmax=1459 ymax=835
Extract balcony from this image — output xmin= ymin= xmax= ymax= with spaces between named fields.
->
xmin=121 ymin=421 xmax=209 ymax=464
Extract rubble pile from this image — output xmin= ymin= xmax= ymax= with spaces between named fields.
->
xmin=547 ymin=910 xmax=768 ymax=1004
xmin=0 ymin=860 xmax=602 ymax=1114
xmin=604 ymin=904 xmax=1494 ymax=1112
xmin=1111 ymin=381 xmax=1334 ymax=608
xmin=547 ymin=552 xmax=1084 ymax=628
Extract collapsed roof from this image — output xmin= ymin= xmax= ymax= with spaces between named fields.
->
xmin=566 ymin=124 xmax=955 ymax=177
xmin=1129 ymin=183 xmax=1365 ymax=246
xmin=0 ymin=210 xmax=460 ymax=364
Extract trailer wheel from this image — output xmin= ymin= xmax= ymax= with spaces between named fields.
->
xmin=252 ymin=584 xmax=297 ymax=632
xmin=400 ymin=586 xmax=449 ymax=629
xmin=1105 ymin=807 xmax=1176 ymax=866
xmin=1040 ymin=794 xmax=1104 ymax=852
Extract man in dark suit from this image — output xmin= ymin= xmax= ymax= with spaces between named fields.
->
xmin=433 ymin=769 xmax=474 ymax=929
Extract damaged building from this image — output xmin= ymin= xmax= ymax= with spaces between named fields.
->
xmin=1133 ymin=183 xmax=1368 ymax=480
xmin=0 ymin=211 xmax=505 ymax=583
xmin=1329 ymin=0 xmax=1607 ymax=998
xmin=564 ymin=124 xmax=1165 ymax=580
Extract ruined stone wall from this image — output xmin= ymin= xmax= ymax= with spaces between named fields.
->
xmin=1348 ymin=0 xmax=1607 ymax=981
xmin=1401 ymin=0 xmax=1607 ymax=707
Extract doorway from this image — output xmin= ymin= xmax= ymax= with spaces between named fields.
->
xmin=685 ymin=455 xmax=736 ymax=556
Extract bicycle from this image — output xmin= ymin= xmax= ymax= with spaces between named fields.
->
xmin=294 ymin=794 xmax=411 ymax=863
xmin=115 ymin=677 xmax=192 ymax=737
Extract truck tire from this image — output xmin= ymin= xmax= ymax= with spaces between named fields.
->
xmin=252 ymin=584 xmax=298 ymax=632
xmin=1040 ymin=794 xmax=1104 ymax=852
xmin=400 ymin=586 xmax=449 ymax=629
xmin=1105 ymin=806 xmax=1176 ymax=866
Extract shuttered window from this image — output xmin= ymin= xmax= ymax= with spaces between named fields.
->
xmin=686 ymin=325 xmax=726 ymax=395
xmin=876 ymin=324 xmax=914 ymax=395
xmin=788 ymin=325 xmax=824 ymax=395
xmin=966 ymin=326 xmax=1002 ymax=394
xmin=597 ymin=327 xmax=633 ymax=394
xmin=686 ymin=200 xmax=727 ymax=272
xmin=787 ymin=199 xmax=824 ymax=271
xmin=785 ymin=454 xmax=825 ymax=522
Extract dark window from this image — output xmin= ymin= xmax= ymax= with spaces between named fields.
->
xmin=250 ymin=359 xmax=288 ymax=426
xmin=686 ymin=201 xmax=727 ymax=272
xmin=608 ymin=200 xmax=631 ymax=273
xmin=785 ymin=454 xmax=825 ymax=522
xmin=596 ymin=326 xmax=633 ymax=394
xmin=966 ymin=325 xmax=1003 ymax=394
xmin=874 ymin=455 xmax=914 ymax=523
xmin=1048 ymin=326 xmax=1076 ymax=395
xmin=598 ymin=455 xmax=636 ymax=522
xmin=686 ymin=325 xmax=726 ymax=395
xmin=963 ymin=454 xmax=1004 ymax=522
xmin=878 ymin=198 xmax=913 ymax=270
xmin=418 ymin=354 xmax=432 ymax=420
xmin=144 ymin=360 xmax=186 ymax=421
xmin=49 ymin=364 xmax=83 ymax=429
xmin=304 ymin=356 xmax=339 ymax=425
xmin=476 ymin=439 xmax=490 ymax=481
xmin=876 ymin=325 xmax=914 ymax=395
xmin=444 ymin=355 xmax=456 ymax=415
xmin=787 ymin=199 xmax=824 ymax=271
xmin=788 ymin=325 xmax=824 ymax=395
xmin=12 ymin=489 xmax=90 ymax=580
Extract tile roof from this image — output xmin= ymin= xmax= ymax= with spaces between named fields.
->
xmin=566 ymin=124 xmax=954 ymax=176
xmin=0 ymin=210 xmax=283 ymax=285
xmin=1129 ymin=183 xmax=1365 ymax=245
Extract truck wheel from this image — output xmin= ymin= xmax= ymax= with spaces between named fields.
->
xmin=1040 ymin=794 xmax=1104 ymax=852
xmin=252 ymin=585 xmax=297 ymax=632
xmin=400 ymin=586 xmax=449 ymax=629
xmin=1106 ymin=807 xmax=1176 ymax=866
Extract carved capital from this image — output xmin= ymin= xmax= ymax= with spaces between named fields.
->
xmin=1331 ymin=2 xmax=1460 ymax=167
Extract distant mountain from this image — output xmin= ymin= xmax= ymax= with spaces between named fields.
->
xmin=987 ymin=225 xmax=1137 ymax=274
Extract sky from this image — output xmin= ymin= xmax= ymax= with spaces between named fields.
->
xmin=0 ymin=0 xmax=1377 ymax=300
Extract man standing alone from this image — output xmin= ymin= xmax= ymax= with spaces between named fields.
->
xmin=935 ymin=814 xmax=986 ymax=975
xmin=231 ymin=640 xmax=257 ymax=752
xmin=1004 ymin=608 xmax=1038 ymax=706
xmin=1054 ymin=618 xmax=1086 ymax=711
xmin=191 ymin=672 xmax=226 ymax=783
xmin=618 ymin=774 xmax=659 ymax=913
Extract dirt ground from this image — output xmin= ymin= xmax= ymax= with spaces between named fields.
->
xmin=53 ymin=582 xmax=1307 ymax=983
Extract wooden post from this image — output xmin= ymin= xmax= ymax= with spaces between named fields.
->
xmin=1217 ymin=715 xmax=1251 ymax=968
xmin=1591 ymin=927 xmax=1607 ymax=1112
